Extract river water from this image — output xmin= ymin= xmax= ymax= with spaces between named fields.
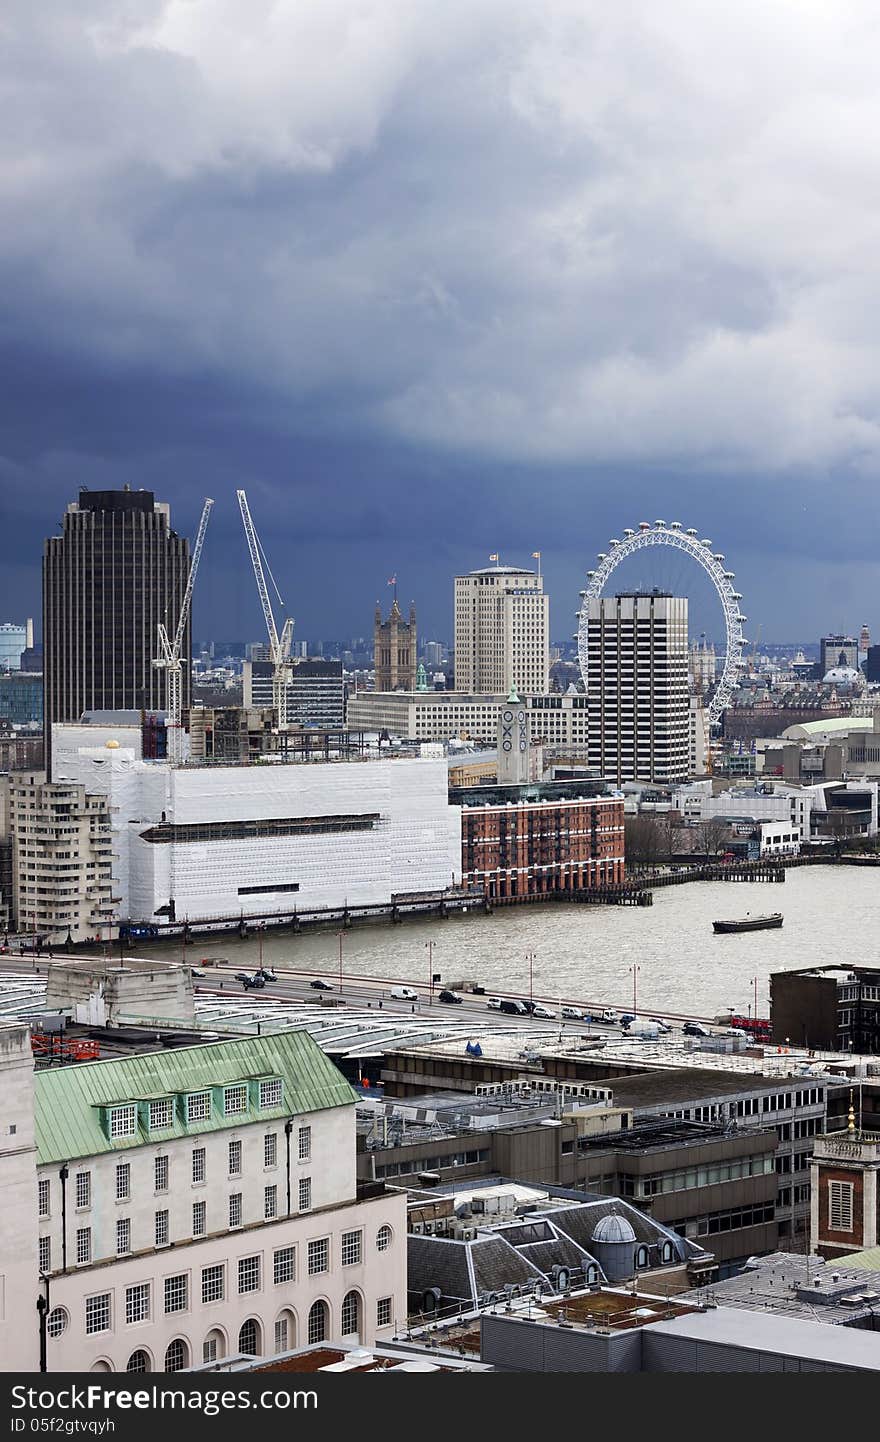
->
xmin=161 ymin=866 xmax=880 ymax=1022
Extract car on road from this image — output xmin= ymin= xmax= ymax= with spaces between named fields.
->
xmin=242 ymin=974 xmax=265 ymax=990
xmin=390 ymin=986 xmax=419 ymax=1001
xmin=498 ymin=998 xmax=529 ymax=1015
xmin=560 ymin=1005 xmax=584 ymax=1021
xmin=309 ymin=979 xmax=335 ymax=990
xmin=438 ymin=989 xmax=463 ymax=1004
xmin=257 ymin=968 xmax=277 ymax=982
xmin=235 ymin=972 xmax=252 ymax=984
xmin=649 ymin=1018 xmax=672 ymax=1034
xmin=683 ymin=1021 xmax=710 ymax=1037
xmin=618 ymin=1013 xmax=636 ymax=1027
xmin=486 ymin=997 xmax=503 ymax=1010
xmin=191 ymin=968 xmax=209 ymax=979
xmin=531 ymin=1004 xmax=557 ymax=1020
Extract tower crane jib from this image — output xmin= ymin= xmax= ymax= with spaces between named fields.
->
xmin=154 ymin=496 xmax=214 ymax=766
xmin=236 ymin=489 xmax=294 ymax=731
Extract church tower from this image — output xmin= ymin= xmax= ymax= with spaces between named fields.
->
xmin=374 ymin=596 xmax=417 ymax=691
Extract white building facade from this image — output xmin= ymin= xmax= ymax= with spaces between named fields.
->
xmin=454 ymin=565 xmax=549 ymax=695
xmin=3 ymin=1027 xmax=408 ymax=1372
xmin=51 ymin=744 xmax=461 ymax=926
xmin=346 ymin=690 xmax=590 ymax=751
xmin=9 ymin=775 xmax=118 ymax=943
xmin=585 ymin=593 xmax=690 ymax=785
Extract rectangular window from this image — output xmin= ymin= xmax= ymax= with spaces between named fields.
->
xmin=202 ymin=1264 xmax=224 ymax=1304
xmin=264 ymin=1133 xmax=277 ymax=1168
xmin=260 ymin=1079 xmax=283 ymax=1108
xmin=155 ymin=1156 xmax=169 ymax=1193
xmin=224 ymin=1085 xmax=247 ymax=1117
xmin=299 ymin=1177 xmax=311 ymax=1212
xmin=164 ymin=1274 xmax=188 ymax=1314
xmin=75 ymin=1171 xmax=91 ymax=1209
xmin=829 ymin=1180 xmax=854 ymax=1232
xmin=341 ymin=1230 xmax=362 ymax=1267
xmin=186 ymin=1092 xmax=211 ymax=1123
xmin=38 ymin=1179 xmax=50 ymax=1218
xmin=264 ymin=1185 xmax=278 ymax=1219
xmin=149 ymin=1098 xmax=173 ymax=1131
xmin=238 ymin=1255 xmax=260 ymax=1293
xmin=192 ymin=1148 xmax=206 ymax=1185
xmin=116 ymin=1218 xmax=131 ymax=1255
xmin=155 ymin=1209 xmax=169 ymax=1247
xmin=116 ymin=1163 xmax=131 ymax=1201
xmin=308 ymin=1238 xmax=329 ymax=1275
xmin=298 ymin=1126 xmax=311 ymax=1161
xmin=76 ymin=1227 xmax=91 ymax=1265
xmin=203 ymin=1339 xmax=217 ymax=1364
xmin=125 ymin=1283 xmax=150 ymax=1325
xmin=39 ymin=1236 xmax=51 ymax=1273
xmin=109 ymin=1105 xmax=137 ymax=1139
xmin=377 ymin=1297 xmax=392 ymax=1328
xmin=85 ymin=1294 xmax=111 ymax=1335
xmin=274 ymin=1318 xmax=288 ymax=1353
xmin=273 ymin=1246 xmax=295 ymax=1284
xmin=229 ymin=1193 xmax=242 ymax=1228
xmin=228 ymin=1140 xmax=242 ymax=1176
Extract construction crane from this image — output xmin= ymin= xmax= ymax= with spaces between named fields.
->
xmin=236 ymin=489 xmax=293 ymax=731
xmin=153 ymin=497 xmax=214 ymax=766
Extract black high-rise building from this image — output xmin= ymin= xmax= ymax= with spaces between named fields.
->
xmin=43 ymin=488 xmax=190 ymax=776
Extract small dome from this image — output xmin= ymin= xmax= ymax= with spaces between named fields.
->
xmin=591 ymin=1213 xmax=637 ymax=1244
xmin=105 ymin=739 xmax=120 ymax=749
xmin=822 ymin=666 xmax=861 ymax=685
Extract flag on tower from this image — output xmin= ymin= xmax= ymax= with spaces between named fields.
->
xmin=387 ymin=575 xmax=397 ymax=586
xmin=489 ymin=553 xmax=499 ymax=562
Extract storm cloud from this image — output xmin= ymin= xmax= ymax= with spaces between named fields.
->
xmin=2 ymin=1 xmax=879 ymax=640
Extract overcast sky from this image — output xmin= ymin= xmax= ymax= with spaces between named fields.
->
xmin=2 ymin=1 xmax=879 ymax=645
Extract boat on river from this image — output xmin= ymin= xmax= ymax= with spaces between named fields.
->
xmin=712 ymin=913 xmax=783 ymax=934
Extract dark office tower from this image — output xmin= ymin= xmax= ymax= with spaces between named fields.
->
xmin=43 ymin=488 xmax=190 ymax=776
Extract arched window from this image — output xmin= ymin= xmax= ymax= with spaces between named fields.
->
xmin=586 ymin=1265 xmax=599 ymax=1285
xmin=635 ymin=1245 xmax=649 ymax=1270
xmin=307 ymin=1301 xmax=328 ymax=1345
xmin=341 ymin=1291 xmax=360 ymax=1339
xmin=274 ymin=1311 xmax=296 ymax=1355
xmin=47 ymin=1308 xmax=68 ymax=1338
xmin=164 ymin=1339 xmax=189 ymax=1373
xmin=661 ymin=1241 xmax=675 ymax=1264
xmin=126 ymin=1350 xmax=150 ymax=1373
xmin=90 ymin=1361 xmax=112 ymax=1373
xmin=202 ymin=1328 xmax=226 ymax=1365
xmin=376 ymin=1225 xmax=392 ymax=1252
xmin=238 ymin=1318 xmax=261 ymax=1357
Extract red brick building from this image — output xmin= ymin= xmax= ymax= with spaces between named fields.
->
xmin=455 ymin=781 xmax=625 ymax=901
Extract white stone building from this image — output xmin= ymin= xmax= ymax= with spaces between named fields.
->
xmin=346 ymin=690 xmax=590 ymax=751
xmin=8 ymin=775 xmax=118 ymax=943
xmin=454 ymin=565 xmax=549 ymax=695
xmin=51 ymin=743 xmax=461 ymax=927
xmin=1 ymin=1024 xmax=407 ymax=1372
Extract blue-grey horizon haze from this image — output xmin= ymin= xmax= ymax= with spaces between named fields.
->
xmin=2 ymin=3 xmax=880 ymax=645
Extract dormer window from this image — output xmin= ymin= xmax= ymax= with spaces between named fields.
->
xmin=186 ymin=1092 xmax=211 ymax=1123
xmin=259 ymin=1079 xmax=283 ymax=1109
xmin=109 ymin=1105 xmax=137 ymax=1139
xmin=224 ymin=1085 xmax=248 ymax=1117
xmin=148 ymin=1099 xmax=173 ymax=1131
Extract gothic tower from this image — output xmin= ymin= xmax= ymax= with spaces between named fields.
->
xmin=374 ymin=598 xmax=417 ymax=691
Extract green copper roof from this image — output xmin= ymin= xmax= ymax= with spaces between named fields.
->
xmin=840 ymin=1245 xmax=880 ymax=1272
xmin=35 ymin=1030 xmax=356 ymax=1166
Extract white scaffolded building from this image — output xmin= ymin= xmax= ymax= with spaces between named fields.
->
xmin=52 ymin=737 xmax=461 ymax=927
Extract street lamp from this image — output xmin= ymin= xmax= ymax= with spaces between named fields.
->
xmin=337 ymin=931 xmax=344 ymax=993
xmin=629 ymin=964 xmax=641 ymax=1016
xmin=425 ymin=940 xmax=436 ymax=1005
xmin=526 ymin=952 xmax=536 ymax=1004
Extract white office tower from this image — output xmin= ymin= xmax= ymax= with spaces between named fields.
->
xmin=585 ymin=592 xmax=690 ymax=785
xmin=454 ymin=565 xmax=549 ymax=695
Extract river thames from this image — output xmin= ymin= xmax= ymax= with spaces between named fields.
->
xmin=163 ymin=865 xmax=879 ymax=1021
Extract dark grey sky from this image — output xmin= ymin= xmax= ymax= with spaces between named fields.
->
xmin=2 ymin=2 xmax=880 ymax=646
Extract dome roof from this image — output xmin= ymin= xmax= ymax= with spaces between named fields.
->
xmin=591 ymin=1213 xmax=637 ymax=1244
xmin=823 ymin=666 xmax=861 ymax=684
